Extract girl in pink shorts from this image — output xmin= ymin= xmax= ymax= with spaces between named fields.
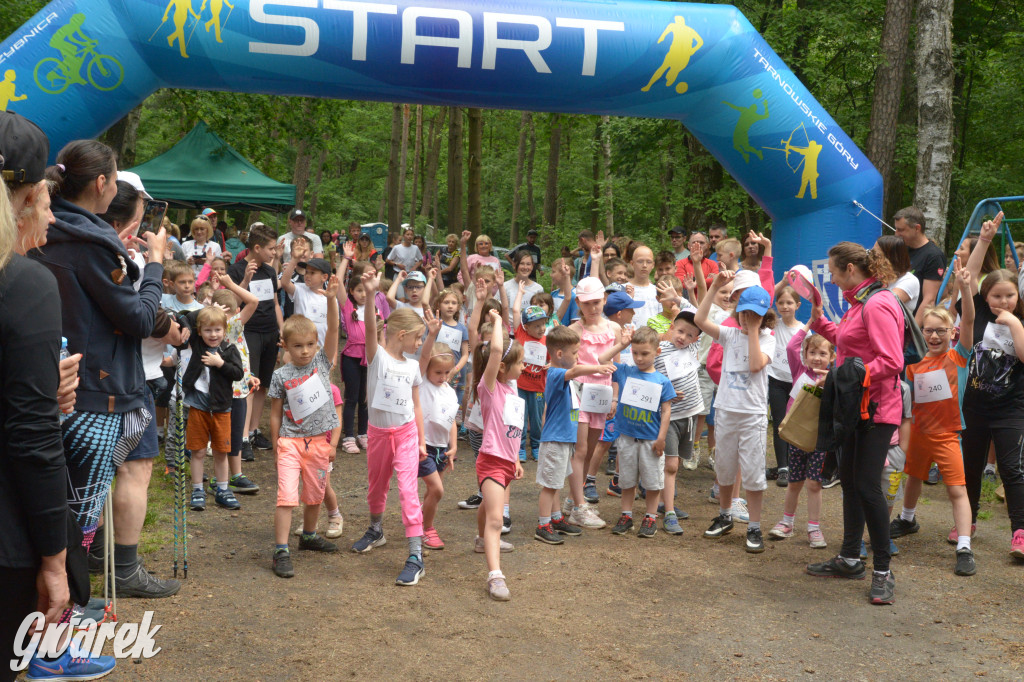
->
xmin=474 ymin=310 xmax=525 ymax=601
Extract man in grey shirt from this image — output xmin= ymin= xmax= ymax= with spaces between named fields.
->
xmin=278 ymin=208 xmax=323 ymax=265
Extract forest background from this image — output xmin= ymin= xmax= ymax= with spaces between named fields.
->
xmin=2 ymin=0 xmax=1021 ymax=258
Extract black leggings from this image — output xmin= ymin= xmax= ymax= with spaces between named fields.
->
xmin=962 ymin=411 xmax=1024 ymax=533
xmin=341 ymin=354 xmax=368 ymax=438
xmin=768 ymin=376 xmax=792 ymax=469
xmin=838 ymin=423 xmax=897 ymax=572
xmin=0 ymin=566 xmax=37 ymax=682
xmin=230 ymin=397 xmax=248 ymax=456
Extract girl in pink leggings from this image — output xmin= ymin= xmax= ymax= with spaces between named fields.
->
xmin=350 ymin=271 xmax=429 ymax=588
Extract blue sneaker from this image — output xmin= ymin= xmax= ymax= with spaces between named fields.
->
xmin=663 ymin=513 xmax=684 ymax=536
xmin=657 ymin=504 xmax=690 ymax=520
xmin=583 ymin=480 xmax=599 ymax=503
xmin=519 ymin=451 xmax=527 ymax=462
xmin=395 ymin=555 xmax=424 ymax=586
xmin=25 ymin=644 xmax=115 ymax=681
xmin=860 ymin=540 xmax=868 ymax=560
xmin=214 ymin=487 xmax=241 ymax=510
xmin=606 ymin=477 xmax=622 ymax=497
xmin=189 ymin=488 xmax=206 ymax=511
xmin=351 ymin=527 xmax=386 ymax=553
xmin=861 ymin=539 xmax=900 ymax=559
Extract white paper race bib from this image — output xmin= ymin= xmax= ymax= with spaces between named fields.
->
xmin=570 ymin=382 xmax=581 ymax=410
xmin=725 ymin=336 xmax=750 ymax=373
xmin=621 ymin=377 xmax=661 ymax=410
xmin=249 ymin=278 xmax=275 ymax=302
xmin=913 ymin=368 xmax=953 ymax=404
xmin=371 ymin=367 xmax=414 ymax=414
xmin=983 ymin=322 xmax=1016 ymax=356
xmin=355 ymin=305 xmax=366 ymax=322
xmin=580 ymin=383 xmax=613 ymax=413
xmin=468 ymin=402 xmax=484 ymax=430
xmin=665 ymin=350 xmax=697 ymax=382
xmin=286 ymin=371 xmax=329 ymax=421
xmin=438 ymin=325 xmax=462 ymax=353
xmin=789 ymin=374 xmax=816 ymax=400
xmin=194 ymin=367 xmax=210 ymax=394
xmin=523 ymin=341 xmax=547 ymax=367
xmin=428 ymin=398 xmax=458 ymax=429
xmin=503 ymin=394 xmax=525 ymax=428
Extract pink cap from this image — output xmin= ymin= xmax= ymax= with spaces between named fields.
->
xmin=576 ymin=276 xmax=605 ymax=302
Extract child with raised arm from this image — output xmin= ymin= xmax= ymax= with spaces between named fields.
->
xmin=890 ymin=259 xmax=978 ymax=576
xmin=474 ymin=310 xmax=526 ymax=600
xmin=268 ymin=275 xmax=342 ymax=578
xmin=350 ymin=271 xmax=429 ymax=587
xmin=598 ymin=326 xmax=676 ymax=537
xmin=512 ymin=280 xmax=550 ymax=462
xmin=534 ymin=326 xmax=614 ymax=544
xmin=695 ymin=271 xmax=777 ymax=553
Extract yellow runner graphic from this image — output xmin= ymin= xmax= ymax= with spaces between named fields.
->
xmin=0 ymin=70 xmax=27 ymax=110
xmin=641 ymin=16 xmax=703 ymax=95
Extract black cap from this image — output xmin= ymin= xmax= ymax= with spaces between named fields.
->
xmin=289 ymin=208 xmax=306 ymax=220
xmin=668 ymin=226 xmax=686 ymax=235
xmin=0 ymin=112 xmax=48 ymax=184
xmin=298 ymin=258 xmax=331 ymax=274
xmin=527 ymin=229 xmax=539 ymax=236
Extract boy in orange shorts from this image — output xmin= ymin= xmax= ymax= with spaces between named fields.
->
xmin=269 ymin=275 xmax=342 ymax=578
xmin=183 ymin=306 xmax=245 ymax=511
xmin=889 ymin=263 xmax=977 ymax=577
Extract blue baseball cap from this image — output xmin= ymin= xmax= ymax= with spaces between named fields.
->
xmin=736 ymin=285 xmax=771 ymax=316
xmin=604 ymin=282 xmax=625 ymax=294
xmin=603 ymin=291 xmax=644 ymax=317
xmin=523 ymin=305 xmax=549 ymax=323
xmin=404 ymin=271 xmax=427 ymax=286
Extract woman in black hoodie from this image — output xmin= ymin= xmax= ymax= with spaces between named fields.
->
xmin=30 ymin=139 xmax=166 ymax=552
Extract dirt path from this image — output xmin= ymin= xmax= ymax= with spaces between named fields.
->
xmin=106 ymin=442 xmax=1023 ymax=681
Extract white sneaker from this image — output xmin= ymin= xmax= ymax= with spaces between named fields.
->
xmin=560 ymin=497 xmax=575 ymax=519
xmin=488 ymin=574 xmax=511 ymax=601
xmin=474 ymin=535 xmax=514 ymax=553
xmin=729 ymin=499 xmax=750 ymax=524
xmin=705 ymin=446 xmax=715 ymax=470
xmin=325 ymin=514 xmax=344 ymax=539
xmin=569 ymin=505 xmax=606 ymax=529
xmin=683 ymin=442 xmax=700 ymax=471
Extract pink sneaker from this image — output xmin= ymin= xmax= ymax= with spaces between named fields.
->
xmin=424 ymin=527 xmax=445 ymax=550
xmin=768 ymin=522 xmax=793 ymax=539
xmin=807 ymin=528 xmax=827 ymax=549
xmin=947 ymin=523 xmax=977 ymax=545
xmin=356 ymin=434 xmax=369 ymax=450
xmin=341 ymin=437 xmax=359 ymax=454
xmin=1010 ymin=529 xmax=1024 ymax=560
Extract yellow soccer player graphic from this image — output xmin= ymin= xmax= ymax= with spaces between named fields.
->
xmin=722 ymin=89 xmax=769 ymax=163
xmin=0 ymin=70 xmax=27 ymax=111
xmin=641 ymin=16 xmax=703 ymax=95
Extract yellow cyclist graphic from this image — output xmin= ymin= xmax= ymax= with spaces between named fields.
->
xmin=641 ymin=16 xmax=704 ymax=95
xmin=204 ymin=0 xmax=235 ymax=43
xmin=33 ymin=14 xmax=124 ymax=95
xmin=0 ymin=70 xmax=27 ymax=111
xmin=722 ymin=89 xmax=770 ymax=163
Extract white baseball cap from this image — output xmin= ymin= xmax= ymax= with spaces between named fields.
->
xmin=117 ymin=170 xmax=152 ymax=200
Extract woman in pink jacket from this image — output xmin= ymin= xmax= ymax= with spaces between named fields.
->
xmin=804 ymin=242 xmax=905 ymax=606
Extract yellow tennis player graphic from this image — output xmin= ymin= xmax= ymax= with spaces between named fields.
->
xmin=0 ymin=70 xmax=27 ymax=111
xmin=641 ymin=16 xmax=704 ymax=95
xmin=722 ymin=90 xmax=769 ymax=163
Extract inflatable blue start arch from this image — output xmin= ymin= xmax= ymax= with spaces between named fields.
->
xmin=0 ymin=0 xmax=882 ymax=310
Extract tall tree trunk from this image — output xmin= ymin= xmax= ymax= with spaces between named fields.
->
xmin=660 ymin=144 xmax=674 ymax=231
xmin=410 ymin=105 xmax=423 ymax=227
xmin=590 ymin=121 xmax=601 ymax=234
xmin=466 ymin=108 xmax=483 ymax=241
xmin=509 ymin=112 xmax=530 ymax=246
xmin=526 ymin=116 xmax=537 ymax=231
xmin=387 ymin=103 xmax=403 ymax=234
xmin=914 ymin=0 xmax=955 ymax=247
xmin=397 ymin=104 xmax=411 ymax=227
xmin=420 ymin=107 xmax=447 ymax=220
xmin=865 ymin=0 xmax=912 ymax=214
xmin=100 ymin=106 xmax=142 ymax=168
xmin=292 ymin=136 xmax=311 ymax=208
xmin=308 ymin=141 xmax=328 ymax=218
xmin=601 ymin=116 xmax=614 ymax=235
xmin=446 ymin=107 xmax=464 ymax=234
xmin=543 ymin=114 xmax=561 ymax=228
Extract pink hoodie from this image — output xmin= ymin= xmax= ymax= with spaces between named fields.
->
xmin=810 ymin=278 xmax=904 ymax=426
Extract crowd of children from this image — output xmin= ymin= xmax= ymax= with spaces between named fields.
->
xmin=144 ymin=214 xmax=1024 ymax=607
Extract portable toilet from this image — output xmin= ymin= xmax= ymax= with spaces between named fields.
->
xmin=361 ymin=223 xmax=389 ymax=253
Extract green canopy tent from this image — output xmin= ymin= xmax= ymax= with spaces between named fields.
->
xmin=126 ymin=121 xmax=296 ymax=212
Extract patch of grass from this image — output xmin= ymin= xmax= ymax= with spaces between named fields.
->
xmin=978 ymin=510 xmax=993 ymax=521
xmin=980 ymin=478 xmax=1001 ymax=505
xmin=140 ymin=449 xmax=188 ymax=556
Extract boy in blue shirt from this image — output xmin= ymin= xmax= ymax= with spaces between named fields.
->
xmin=599 ymin=325 xmax=676 ymax=537
xmin=534 ymin=326 xmax=614 ymax=544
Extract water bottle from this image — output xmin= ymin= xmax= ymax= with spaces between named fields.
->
xmin=59 ymin=337 xmax=71 ymax=423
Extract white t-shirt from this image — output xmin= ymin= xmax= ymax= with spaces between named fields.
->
xmin=389 ymin=243 xmax=423 ymax=272
xmin=290 ymin=282 xmax=329 ymax=346
xmin=767 ymin=320 xmax=802 ymax=383
xmin=396 ymin=301 xmax=426 ymax=319
xmin=141 ymin=336 xmax=166 ymax=382
xmin=182 ymin=240 xmax=222 ymax=274
xmin=279 ymin=231 xmax=325 ymax=264
xmin=367 ymin=348 xmax=423 ymax=429
xmin=504 ymin=279 xmax=544 ymax=311
xmin=420 ymin=380 xmax=459 ymax=447
xmin=714 ymin=325 xmax=776 ymax=413
xmin=890 ymin=272 xmax=920 ymax=312
xmin=630 ymin=282 xmax=660 ymax=327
